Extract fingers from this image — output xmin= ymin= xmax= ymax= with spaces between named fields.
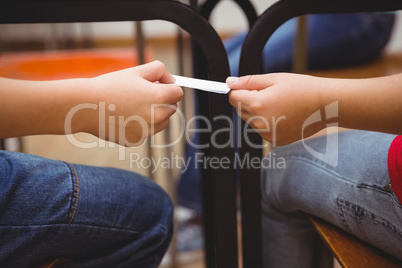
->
xmin=152 ymin=84 xmax=184 ymax=104
xmin=150 ymin=118 xmax=171 ymax=136
xmin=135 ymin=60 xmax=183 ymax=104
xmin=228 ymin=74 xmax=275 ymax=120
xmin=226 ymin=74 xmax=275 ymax=91
xmin=229 ymin=89 xmax=260 ymax=112
xmin=137 ymin=60 xmax=176 ymax=83
xmin=151 ymin=103 xmax=178 ymax=124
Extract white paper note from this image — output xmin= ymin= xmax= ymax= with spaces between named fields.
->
xmin=172 ymin=75 xmax=231 ymax=94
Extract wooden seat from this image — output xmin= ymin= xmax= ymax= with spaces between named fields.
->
xmin=310 ymin=216 xmax=402 ymax=268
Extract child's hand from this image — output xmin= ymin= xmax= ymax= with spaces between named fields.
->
xmin=227 ymin=73 xmax=325 ymax=146
xmin=86 ymin=61 xmax=183 ymax=146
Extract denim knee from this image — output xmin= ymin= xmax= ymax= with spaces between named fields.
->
xmin=0 ymin=152 xmax=174 ymax=267
xmin=70 ymin=165 xmax=175 ymax=267
xmin=149 ymin=183 xmax=174 ymax=241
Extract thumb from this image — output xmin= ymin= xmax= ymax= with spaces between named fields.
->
xmin=226 ymin=74 xmax=274 ymax=91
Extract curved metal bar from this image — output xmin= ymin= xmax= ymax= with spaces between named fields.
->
xmin=195 ymin=0 xmax=259 ymax=267
xmin=0 ymin=1 xmax=238 ymax=267
xmin=193 ymin=0 xmax=259 ymax=267
xmin=199 ymin=0 xmax=258 ymax=27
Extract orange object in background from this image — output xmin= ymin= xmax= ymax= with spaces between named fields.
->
xmin=0 ymin=48 xmax=153 ymax=80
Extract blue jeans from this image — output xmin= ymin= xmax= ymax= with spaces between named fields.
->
xmin=0 ymin=151 xmax=173 ymax=268
xmin=177 ymin=12 xmax=395 ymax=213
xmin=262 ymin=130 xmax=402 ymax=267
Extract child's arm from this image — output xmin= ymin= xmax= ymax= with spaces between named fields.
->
xmin=0 ymin=61 xmax=183 ymax=146
xmin=227 ymin=73 xmax=402 ymax=145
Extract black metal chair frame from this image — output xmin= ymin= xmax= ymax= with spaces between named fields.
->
xmin=192 ymin=0 xmax=259 ymax=267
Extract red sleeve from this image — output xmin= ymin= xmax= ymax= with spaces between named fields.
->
xmin=388 ymin=135 xmax=402 ymax=204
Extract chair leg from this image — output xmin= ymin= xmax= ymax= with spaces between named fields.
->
xmin=313 ymin=234 xmax=334 ymax=268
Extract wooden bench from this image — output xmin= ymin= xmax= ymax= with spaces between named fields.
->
xmin=310 ymin=216 xmax=402 ymax=268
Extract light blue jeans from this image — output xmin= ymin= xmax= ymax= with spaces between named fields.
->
xmin=0 ymin=151 xmax=173 ymax=268
xmin=262 ymin=130 xmax=402 ymax=267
